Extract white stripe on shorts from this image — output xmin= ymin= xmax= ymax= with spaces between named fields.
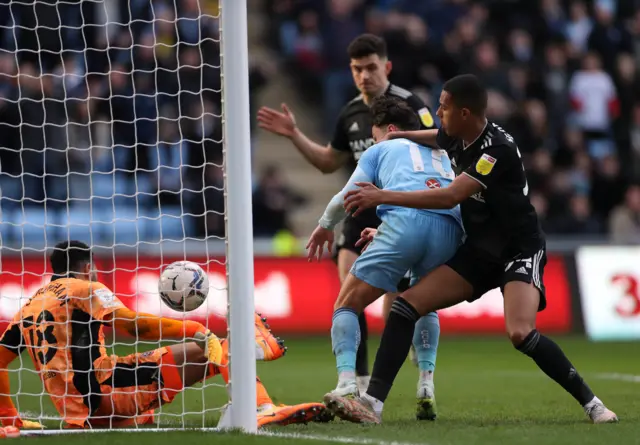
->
xmin=532 ymin=249 xmax=543 ymax=289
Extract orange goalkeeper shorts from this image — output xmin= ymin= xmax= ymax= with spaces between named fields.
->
xmin=89 ymin=347 xmax=183 ymax=427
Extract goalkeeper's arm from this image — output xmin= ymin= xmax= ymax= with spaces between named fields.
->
xmin=105 ymin=308 xmax=224 ymax=364
xmin=106 ymin=307 xmax=208 ymax=340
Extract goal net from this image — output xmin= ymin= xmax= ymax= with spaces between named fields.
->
xmin=0 ymin=0 xmax=256 ymax=434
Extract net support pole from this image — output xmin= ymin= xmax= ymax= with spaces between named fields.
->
xmin=219 ymin=0 xmax=257 ymax=433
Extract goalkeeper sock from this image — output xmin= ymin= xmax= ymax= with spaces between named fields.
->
xmin=256 ymin=377 xmax=273 ymax=408
xmin=160 ymin=347 xmax=185 ymax=402
xmin=413 ymin=312 xmax=439 ymax=374
xmin=331 ymin=307 xmax=360 ymax=380
xmin=216 ymin=339 xmax=273 ymax=408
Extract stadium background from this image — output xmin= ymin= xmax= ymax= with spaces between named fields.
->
xmin=0 ymin=0 xmax=639 ymax=441
xmin=0 ymin=0 xmax=638 ymax=340
xmin=0 ymin=0 xmax=640 ymax=354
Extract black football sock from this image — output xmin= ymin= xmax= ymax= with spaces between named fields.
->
xmin=367 ymin=297 xmax=420 ymax=403
xmin=517 ymin=329 xmax=595 ymax=406
xmin=355 ymin=312 xmax=369 ymax=377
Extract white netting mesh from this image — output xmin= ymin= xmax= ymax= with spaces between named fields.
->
xmin=0 ymin=0 xmax=231 ymax=430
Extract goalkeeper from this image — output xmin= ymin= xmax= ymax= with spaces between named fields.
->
xmin=0 ymin=241 xmax=325 ymax=429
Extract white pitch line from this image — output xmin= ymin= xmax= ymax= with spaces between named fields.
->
xmin=490 ymin=370 xmax=640 ymax=384
xmin=592 ymin=372 xmax=640 ymax=383
xmin=260 ymin=431 xmax=426 ymax=445
xmin=19 ymin=428 xmax=426 ymax=445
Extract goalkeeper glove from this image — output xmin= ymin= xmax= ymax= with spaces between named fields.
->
xmin=0 ymin=409 xmax=44 ymax=429
xmin=20 ymin=420 xmax=44 ymax=429
xmin=194 ymin=330 xmax=223 ymax=365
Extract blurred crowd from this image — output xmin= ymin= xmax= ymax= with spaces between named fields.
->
xmin=1 ymin=0 xmax=639 ymax=245
xmin=266 ymin=0 xmax=640 ymax=242
xmin=0 ymin=0 xmax=305 ymax=243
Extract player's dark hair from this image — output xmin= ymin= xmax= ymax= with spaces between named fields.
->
xmin=443 ymin=74 xmax=488 ymax=115
xmin=371 ymin=96 xmax=420 ymax=131
xmin=50 ymin=240 xmax=92 ymax=277
xmin=347 ymin=34 xmax=387 ymax=60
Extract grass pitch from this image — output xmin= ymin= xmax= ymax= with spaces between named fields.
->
xmin=9 ymin=336 xmax=640 ymax=445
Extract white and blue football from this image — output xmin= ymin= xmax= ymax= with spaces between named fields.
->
xmin=158 ymin=261 xmax=209 ymax=312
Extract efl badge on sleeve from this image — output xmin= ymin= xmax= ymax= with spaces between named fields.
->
xmin=475 ymin=153 xmax=497 ymax=176
xmin=418 ymin=107 xmax=434 ymax=128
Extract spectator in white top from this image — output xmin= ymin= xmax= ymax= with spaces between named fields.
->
xmin=569 ymin=52 xmax=619 ymax=158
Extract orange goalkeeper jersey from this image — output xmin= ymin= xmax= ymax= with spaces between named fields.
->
xmin=0 ymin=277 xmax=127 ymax=426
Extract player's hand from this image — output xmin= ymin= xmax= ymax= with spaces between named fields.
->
xmin=306 ymin=226 xmax=334 ymax=262
xmin=355 ymin=228 xmax=377 ymax=252
xmin=344 ymin=183 xmax=384 ymax=217
xmin=195 ymin=330 xmax=224 ymax=365
xmin=257 ymin=103 xmax=297 ymax=138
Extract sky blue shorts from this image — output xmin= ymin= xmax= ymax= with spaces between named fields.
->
xmin=350 ymin=209 xmax=463 ymax=292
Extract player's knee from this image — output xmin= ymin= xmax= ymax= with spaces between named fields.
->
xmin=507 ymin=326 xmax=536 ymax=349
xmin=334 ymin=277 xmax=379 ymax=313
xmin=334 ymin=291 xmax=364 ymax=312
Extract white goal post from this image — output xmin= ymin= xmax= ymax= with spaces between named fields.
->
xmin=219 ymin=0 xmax=258 ymax=434
xmin=0 ymin=0 xmax=256 ymax=435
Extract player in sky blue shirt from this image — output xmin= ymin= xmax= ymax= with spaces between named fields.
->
xmin=306 ymin=96 xmax=463 ymax=420
xmin=355 ymin=136 xmax=462 ymax=226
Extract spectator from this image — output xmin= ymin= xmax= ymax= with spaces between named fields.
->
xmin=609 ymin=183 xmax=640 ymax=243
xmin=565 ymin=1 xmax=593 ymax=57
xmin=547 ymin=193 xmax=603 ymax=235
xmin=191 ymin=164 xmax=225 ymax=239
xmin=148 ymin=115 xmax=188 ymax=208
xmin=321 ymin=0 xmax=365 ymax=133
xmin=472 ymin=38 xmax=509 ymax=94
xmin=252 ymin=165 xmax=307 ymax=238
xmin=590 ymin=154 xmax=628 ymax=221
xmin=587 ymin=0 xmax=633 ymax=73
xmin=568 ymin=52 xmax=618 ymax=158
xmin=542 ymin=41 xmax=571 ymax=138
xmin=631 ymin=103 xmax=640 ymax=177
xmin=266 ymin=0 xmax=640 ymax=237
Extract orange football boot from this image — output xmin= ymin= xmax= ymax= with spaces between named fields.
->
xmin=257 ymin=403 xmax=330 ymax=428
xmin=255 ymin=313 xmax=286 ymax=361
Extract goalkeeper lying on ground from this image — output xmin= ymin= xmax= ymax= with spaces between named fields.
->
xmin=0 ymin=240 xmax=326 ymax=429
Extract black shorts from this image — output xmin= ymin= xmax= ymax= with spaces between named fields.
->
xmin=335 ymin=211 xmax=381 ymax=256
xmin=446 ymin=242 xmax=547 ymax=311
xmin=334 ymin=212 xmax=410 ymax=292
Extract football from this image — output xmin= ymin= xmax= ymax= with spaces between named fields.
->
xmin=158 ymin=261 xmax=209 ymax=312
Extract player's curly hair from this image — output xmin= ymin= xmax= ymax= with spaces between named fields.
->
xmin=50 ymin=240 xmax=92 ymax=276
xmin=371 ymin=96 xmax=420 ymax=131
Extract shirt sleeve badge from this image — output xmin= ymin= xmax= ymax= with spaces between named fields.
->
xmin=475 ymin=153 xmax=497 ymax=175
xmin=418 ymin=107 xmax=434 ymax=128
